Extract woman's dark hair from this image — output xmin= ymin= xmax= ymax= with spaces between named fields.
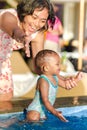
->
xmin=17 ymin=0 xmax=55 ymax=31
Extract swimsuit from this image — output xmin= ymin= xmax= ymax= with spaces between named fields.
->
xmin=0 ymin=9 xmax=38 ymax=94
xmin=44 ymin=16 xmax=62 ymax=53
xmin=46 ymin=16 xmax=62 ymax=43
xmin=27 ymin=74 xmax=58 ymax=119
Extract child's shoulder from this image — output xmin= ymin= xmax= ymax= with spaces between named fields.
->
xmin=38 ymin=74 xmax=48 ymax=80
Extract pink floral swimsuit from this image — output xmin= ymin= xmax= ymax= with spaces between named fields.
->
xmin=0 ymin=29 xmax=24 ymax=94
xmin=0 ymin=9 xmax=38 ymax=94
xmin=0 ymin=30 xmax=13 ymax=93
xmin=46 ymin=16 xmax=62 ymax=43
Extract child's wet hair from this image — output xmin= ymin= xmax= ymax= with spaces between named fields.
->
xmin=35 ymin=49 xmax=58 ymax=70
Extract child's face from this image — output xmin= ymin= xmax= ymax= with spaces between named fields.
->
xmin=46 ymin=54 xmax=60 ymax=75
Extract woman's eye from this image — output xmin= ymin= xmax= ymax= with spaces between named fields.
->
xmin=41 ymin=20 xmax=46 ymax=23
xmin=57 ymin=63 xmax=59 ymax=66
xmin=32 ymin=15 xmax=37 ymax=19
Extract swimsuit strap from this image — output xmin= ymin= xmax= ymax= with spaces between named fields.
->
xmin=39 ymin=75 xmax=49 ymax=83
xmin=38 ymin=75 xmax=58 ymax=88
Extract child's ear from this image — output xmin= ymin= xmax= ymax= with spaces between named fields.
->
xmin=41 ymin=65 xmax=49 ymax=72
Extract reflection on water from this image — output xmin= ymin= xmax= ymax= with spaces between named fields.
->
xmin=0 ymin=101 xmax=13 ymax=111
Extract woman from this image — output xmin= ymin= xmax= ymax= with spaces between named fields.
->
xmin=44 ymin=15 xmax=63 ymax=53
xmin=44 ymin=3 xmax=63 ymax=53
xmin=0 ymin=0 xmax=54 ymax=101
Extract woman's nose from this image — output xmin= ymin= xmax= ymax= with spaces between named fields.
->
xmin=34 ymin=19 xmax=40 ymax=27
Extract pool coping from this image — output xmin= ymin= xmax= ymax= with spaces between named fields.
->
xmin=0 ymin=96 xmax=87 ymax=114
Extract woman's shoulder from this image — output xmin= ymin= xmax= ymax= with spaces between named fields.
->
xmin=31 ymin=30 xmax=44 ymax=42
xmin=0 ymin=9 xmax=17 ymax=15
xmin=0 ymin=9 xmax=17 ymax=23
xmin=0 ymin=9 xmax=18 ymax=36
xmin=0 ymin=9 xmax=16 ymax=18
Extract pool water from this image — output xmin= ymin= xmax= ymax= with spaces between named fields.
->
xmin=0 ymin=105 xmax=87 ymax=130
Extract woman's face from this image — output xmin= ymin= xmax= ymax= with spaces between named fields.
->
xmin=22 ymin=8 xmax=49 ymax=36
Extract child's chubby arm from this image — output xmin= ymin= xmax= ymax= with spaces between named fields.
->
xmin=37 ymin=78 xmax=68 ymax=122
xmin=58 ymin=72 xmax=84 ymax=90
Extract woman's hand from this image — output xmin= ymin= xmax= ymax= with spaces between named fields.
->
xmin=12 ymin=27 xmax=26 ymax=43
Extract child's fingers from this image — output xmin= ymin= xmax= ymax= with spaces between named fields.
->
xmin=58 ymin=113 xmax=68 ymax=122
xmin=75 ymin=72 xmax=84 ymax=81
xmin=65 ymin=78 xmax=77 ymax=90
xmin=69 ymin=78 xmax=77 ymax=87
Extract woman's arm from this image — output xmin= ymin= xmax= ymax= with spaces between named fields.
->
xmin=28 ymin=31 xmax=45 ymax=73
xmin=0 ymin=12 xmax=25 ymax=42
xmin=30 ymin=31 xmax=45 ymax=58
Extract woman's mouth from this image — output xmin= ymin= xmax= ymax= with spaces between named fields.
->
xmin=29 ymin=25 xmax=37 ymax=33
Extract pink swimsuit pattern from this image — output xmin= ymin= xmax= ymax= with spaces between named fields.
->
xmin=0 ymin=9 xmax=38 ymax=94
xmin=0 ymin=29 xmax=23 ymax=94
xmin=46 ymin=16 xmax=62 ymax=43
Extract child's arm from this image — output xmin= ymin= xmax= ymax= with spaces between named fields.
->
xmin=58 ymin=72 xmax=84 ymax=90
xmin=38 ymin=78 xmax=68 ymax=122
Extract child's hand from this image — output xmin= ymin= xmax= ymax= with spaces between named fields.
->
xmin=75 ymin=72 xmax=84 ymax=82
xmin=65 ymin=72 xmax=84 ymax=90
xmin=65 ymin=78 xmax=77 ymax=90
xmin=56 ymin=111 xmax=68 ymax=122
